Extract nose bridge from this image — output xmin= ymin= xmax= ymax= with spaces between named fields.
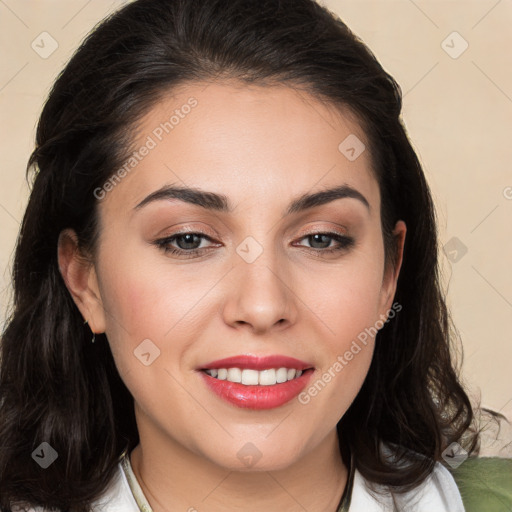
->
xmin=222 ymin=232 xmax=297 ymax=332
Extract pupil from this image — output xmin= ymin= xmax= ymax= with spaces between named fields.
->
xmin=311 ymin=234 xmax=330 ymax=249
xmin=178 ymin=234 xmax=200 ymax=250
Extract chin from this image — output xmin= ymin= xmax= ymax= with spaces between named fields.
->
xmin=204 ymin=443 xmax=304 ymax=473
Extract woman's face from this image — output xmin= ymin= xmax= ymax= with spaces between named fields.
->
xmin=63 ymin=81 xmax=405 ymax=471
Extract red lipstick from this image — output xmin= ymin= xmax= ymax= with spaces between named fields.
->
xmin=198 ymin=354 xmax=314 ymax=410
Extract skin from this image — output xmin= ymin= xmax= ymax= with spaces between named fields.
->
xmin=58 ymin=80 xmax=406 ymax=512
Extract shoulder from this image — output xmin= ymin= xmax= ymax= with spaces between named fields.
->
xmin=349 ymin=451 xmax=465 ymax=511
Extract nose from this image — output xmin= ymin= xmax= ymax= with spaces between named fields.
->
xmin=221 ymin=251 xmax=299 ymax=335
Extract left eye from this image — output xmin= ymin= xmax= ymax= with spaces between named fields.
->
xmin=155 ymin=232 xmax=216 ymax=254
xmin=297 ymin=232 xmax=351 ymax=250
xmin=167 ymin=233 xmax=210 ymax=250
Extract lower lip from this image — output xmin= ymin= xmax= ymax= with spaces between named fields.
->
xmin=199 ymin=369 xmax=314 ymax=410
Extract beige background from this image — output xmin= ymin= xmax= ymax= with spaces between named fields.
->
xmin=1 ymin=0 xmax=511 ymax=425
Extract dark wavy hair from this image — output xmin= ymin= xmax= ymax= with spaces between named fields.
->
xmin=0 ymin=0 xmax=479 ymax=509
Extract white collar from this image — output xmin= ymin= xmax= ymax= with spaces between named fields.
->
xmin=90 ymin=448 xmax=465 ymax=512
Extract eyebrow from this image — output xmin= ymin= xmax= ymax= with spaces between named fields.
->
xmin=134 ymin=183 xmax=370 ymax=215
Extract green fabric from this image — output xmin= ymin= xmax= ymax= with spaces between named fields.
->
xmin=451 ymin=457 xmax=512 ymax=512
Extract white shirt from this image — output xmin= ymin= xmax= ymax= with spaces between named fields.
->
xmin=13 ymin=450 xmax=466 ymax=511
xmin=90 ymin=452 xmax=466 ymax=511
xmin=348 ymin=461 xmax=466 ymax=511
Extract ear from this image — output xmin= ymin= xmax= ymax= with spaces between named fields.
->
xmin=57 ymin=228 xmax=106 ymax=334
xmin=378 ymin=220 xmax=406 ymax=316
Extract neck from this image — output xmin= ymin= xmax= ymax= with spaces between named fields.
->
xmin=130 ymin=423 xmax=347 ymax=512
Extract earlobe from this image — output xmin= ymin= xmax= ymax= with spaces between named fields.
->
xmin=57 ymin=229 xmax=106 ymax=334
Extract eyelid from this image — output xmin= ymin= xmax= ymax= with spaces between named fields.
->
xmin=155 ymin=224 xmax=218 ymax=239
xmin=297 ymin=226 xmax=348 ymax=238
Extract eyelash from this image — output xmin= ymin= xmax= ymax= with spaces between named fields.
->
xmin=153 ymin=230 xmax=355 ymax=259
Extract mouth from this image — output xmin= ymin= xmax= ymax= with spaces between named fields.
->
xmin=197 ymin=355 xmax=315 ymax=410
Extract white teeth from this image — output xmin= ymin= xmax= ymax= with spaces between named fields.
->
xmin=276 ymin=367 xmax=288 ymax=383
xmin=204 ymin=366 xmax=306 ymax=385
xmin=259 ymin=369 xmax=276 ymax=385
xmin=241 ymin=369 xmax=259 ymax=385
xmin=227 ymin=367 xmax=242 ymax=383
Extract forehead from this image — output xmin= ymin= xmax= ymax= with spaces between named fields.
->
xmin=100 ymin=80 xmax=380 ymax=218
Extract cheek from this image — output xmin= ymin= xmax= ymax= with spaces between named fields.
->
xmin=300 ymin=250 xmax=385 ymax=344
xmin=98 ymin=240 xmax=197 ymax=334
xmin=95 ymin=250 xmax=204 ymax=414
xmin=96 ymin=242 xmax=221 ymax=381
xmin=298 ymin=272 xmax=378 ymax=421
xmin=294 ymin=241 xmax=384 ymax=411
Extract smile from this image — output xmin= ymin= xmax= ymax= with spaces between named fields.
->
xmin=198 ymin=355 xmax=315 ymax=409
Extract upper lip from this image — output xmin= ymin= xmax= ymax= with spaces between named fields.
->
xmin=199 ymin=354 xmax=314 ymax=371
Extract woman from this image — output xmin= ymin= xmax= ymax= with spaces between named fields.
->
xmin=0 ymin=0 xmax=478 ymax=510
